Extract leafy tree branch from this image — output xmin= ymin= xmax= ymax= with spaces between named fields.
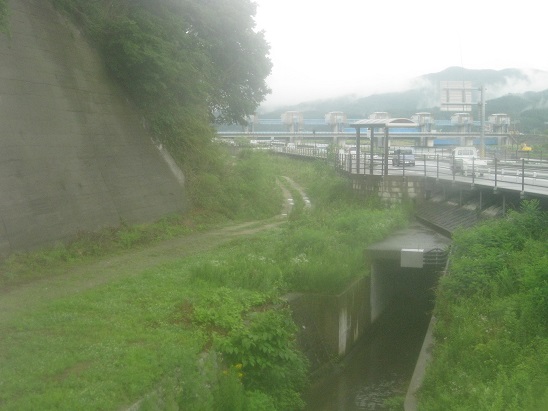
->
xmin=51 ymin=0 xmax=271 ymax=167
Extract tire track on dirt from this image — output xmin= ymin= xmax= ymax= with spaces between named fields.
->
xmin=281 ymin=176 xmax=312 ymax=209
xmin=0 ymin=178 xmax=309 ymax=324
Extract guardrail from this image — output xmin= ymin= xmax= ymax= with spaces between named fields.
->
xmin=269 ymin=145 xmax=548 ymax=197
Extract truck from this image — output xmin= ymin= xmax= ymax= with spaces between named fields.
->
xmin=450 ymin=146 xmax=488 ymax=176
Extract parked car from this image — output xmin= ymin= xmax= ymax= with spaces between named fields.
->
xmin=392 ymin=148 xmax=415 ymax=167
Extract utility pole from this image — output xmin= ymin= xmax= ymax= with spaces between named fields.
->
xmin=479 ymin=85 xmax=486 ymax=158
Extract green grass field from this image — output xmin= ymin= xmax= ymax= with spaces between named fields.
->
xmin=0 ymin=152 xmax=408 ymax=410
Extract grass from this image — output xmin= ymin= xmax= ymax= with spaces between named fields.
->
xmin=0 ymin=261 xmax=205 ymax=410
xmin=3 ymin=149 xmax=547 ymax=409
xmin=418 ymin=200 xmax=548 ymax=410
xmin=0 ymin=149 xmax=283 ymax=288
xmin=0 ymin=149 xmax=410 ymax=410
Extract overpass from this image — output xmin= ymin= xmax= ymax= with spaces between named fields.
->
xmin=270 ymin=145 xmax=548 ymax=209
xmin=216 ymin=130 xmax=511 ymax=148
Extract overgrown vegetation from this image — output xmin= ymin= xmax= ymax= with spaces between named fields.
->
xmin=0 ymin=0 xmax=8 ymax=34
xmin=186 ymin=195 xmax=408 ymax=295
xmin=0 ymin=153 xmax=409 ymax=410
xmin=3 ymin=1 xmax=547 ymax=407
xmin=50 ymin=0 xmax=272 ymax=198
xmin=419 ymin=200 xmax=548 ymax=410
xmin=0 ymin=149 xmax=283 ymax=287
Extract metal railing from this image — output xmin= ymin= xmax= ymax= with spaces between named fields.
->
xmin=269 ymin=145 xmax=548 ymax=196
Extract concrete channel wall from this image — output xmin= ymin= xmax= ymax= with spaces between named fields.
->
xmin=291 ymin=223 xmax=451 ymax=404
xmin=287 ymin=276 xmax=372 ymax=373
xmin=0 ymin=0 xmax=186 ymax=256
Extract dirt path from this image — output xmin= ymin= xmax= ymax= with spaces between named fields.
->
xmin=281 ymin=176 xmax=312 ymax=209
xmin=0 ymin=178 xmax=307 ymax=324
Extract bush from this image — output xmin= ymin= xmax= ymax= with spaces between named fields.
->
xmin=216 ymin=308 xmax=309 ymax=411
xmin=420 ymin=201 xmax=548 ymax=410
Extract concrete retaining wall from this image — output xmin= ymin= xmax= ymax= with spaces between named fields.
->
xmin=287 ymin=276 xmax=371 ymax=372
xmin=370 ymin=261 xmax=397 ymax=323
xmin=351 ymin=175 xmax=425 ymax=204
xmin=0 ymin=0 xmax=186 ymax=256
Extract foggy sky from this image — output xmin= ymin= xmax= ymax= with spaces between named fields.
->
xmin=254 ymin=0 xmax=548 ymax=110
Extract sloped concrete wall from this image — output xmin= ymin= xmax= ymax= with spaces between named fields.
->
xmin=0 ymin=0 xmax=186 ymax=256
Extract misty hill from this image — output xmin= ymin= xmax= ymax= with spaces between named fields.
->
xmin=259 ymin=67 xmax=548 ymax=133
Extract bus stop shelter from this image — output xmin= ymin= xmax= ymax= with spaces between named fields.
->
xmin=349 ymin=118 xmax=419 ymax=175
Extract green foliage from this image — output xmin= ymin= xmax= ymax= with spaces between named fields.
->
xmin=0 ymin=154 xmax=410 ymax=410
xmin=0 ymin=0 xmax=8 ymax=34
xmin=0 ymin=215 xmax=204 ymax=286
xmin=191 ymin=287 xmax=271 ymax=330
xmin=213 ymin=365 xmax=246 ymax=411
xmin=232 ymin=150 xmax=283 ymax=217
xmin=188 ymin=200 xmax=407 ymax=294
xmin=184 ymin=154 xmax=408 ymax=294
xmin=187 ymin=288 xmax=308 ymax=410
xmin=0 ymin=149 xmax=284 ymax=286
xmin=280 ymin=204 xmax=408 ymax=292
xmin=180 ymin=0 xmax=272 ymax=124
xmin=216 ymin=309 xmax=309 ymax=411
xmin=0 ymin=265 xmax=208 ymax=410
xmin=440 ymin=200 xmax=547 ymax=299
xmin=286 ymin=159 xmax=356 ymax=207
xmin=189 ymin=246 xmax=285 ymax=292
xmin=48 ymin=0 xmax=274 ymax=234
xmin=384 ymin=395 xmax=405 ymax=410
xmin=51 ymin=0 xmax=271 ymax=178
xmin=419 ymin=200 xmax=548 ymax=410
xmin=188 ymin=149 xmax=283 ymax=220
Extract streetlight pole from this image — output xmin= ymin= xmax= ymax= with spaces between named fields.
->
xmin=479 ymin=85 xmax=486 ymax=158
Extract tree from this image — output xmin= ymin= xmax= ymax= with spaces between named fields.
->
xmin=52 ymin=0 xmax=272 ymax=150
xmin=178 ymin=0 xmax=272 ymax=124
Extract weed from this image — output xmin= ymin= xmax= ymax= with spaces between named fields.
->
xmin=420 ymin=201 xmax=548 ymax=410
xmin=0 ymin=152 xmax=410 ymax=410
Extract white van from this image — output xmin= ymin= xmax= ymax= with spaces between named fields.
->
xmin=451 ymin=146 xmax=488 ymax=176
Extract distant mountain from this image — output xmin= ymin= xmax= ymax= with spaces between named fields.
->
xmin=258 ymin=67 xmax=548 ymax=133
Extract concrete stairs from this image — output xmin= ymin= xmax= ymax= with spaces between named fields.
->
xmin=414 ymin=195 xmax=503 ymax=236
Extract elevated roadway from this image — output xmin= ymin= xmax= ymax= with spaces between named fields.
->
xmin=270 ymin=145 xmax=548 ymax=236
xmin=216 ymin=130 xmax=510 ymax=147
xmin=271 ymin=145 xmax=548 ymax=201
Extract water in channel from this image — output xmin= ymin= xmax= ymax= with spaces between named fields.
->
xmin=304 ymin=281 xmax=434 ymax=410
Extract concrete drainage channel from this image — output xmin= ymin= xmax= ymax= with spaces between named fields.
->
xmin=290 ymin=222 xmax=451 ymax=410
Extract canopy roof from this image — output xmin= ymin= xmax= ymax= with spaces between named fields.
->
xmin=349 ymin=118 xmax=419 ymax=129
